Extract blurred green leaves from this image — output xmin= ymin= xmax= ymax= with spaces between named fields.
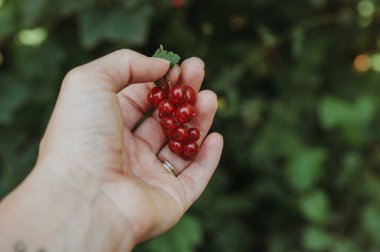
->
xmin=139 ymin=215 xmax=203 ymax=252
xmin=2 ymin=0 xmax=380 ymax=251
xmin=302 ymin=226 xmax=332 ymax=251
xmin=300 ymin=191 xmax=330 ymax=224
xmin=79 ymin=7 xmax=152 ymax=49
xmin=318 ymin=96 xmax=376 ymax=143
xmin=0 ymin=0 xmax=16 ymax=40
xmin=286 ymin=148 xmax=326 ymax=191
xmin=20 ymin=0 xmax=50 ymax=26
xmin=362 ymin=205 xmax=380 ymax=245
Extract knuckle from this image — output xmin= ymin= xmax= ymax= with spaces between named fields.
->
xmin=38 ymin=136 xmax=47 ymax=154
xmin=114 ymin=48 xmax=134 ymax=57
xmin=206 ymin=90 xmax=219 ymax=111
xmin=204 ymin=90 xmax=218 ymax=103
xmin=62 ymin=67 xmax=84 ymax=87
xmin=65 ymin=67 xmax=83 ymax=80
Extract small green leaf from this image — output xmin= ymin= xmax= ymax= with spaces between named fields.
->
xmin=362 ymin=204 xmax=380 ymax=245
xmin=318 ymin=97 xmax=349 ymax=129
xmin=0 ymin=1 xmax=17 ymax=40
xmin=104 ymin=10 xmax=149 ymax=44
xmin=153 ymin=45 xmax=180 ymax=68
xmin=286 ymin=148 xmax=326 ymax=191
xmin=79 ymin=8 xmax=151 ymax=49
xmin=332 ymin=239 xmax=360 ymax=252
xmin=143 ymin=215 xmax=202 ymax=252
xmin=20 ymin=0 xmax=49 ymax=26
xmin=302 ymin=226 xmax=332 ymax=251
xmin=318 ymin=96 xmax=376 ymax=129
xmin=300 ymin=190 xmax=330 ymax=224
xmin=336 ymin=152 xmax=362 ymax=187
xmin=318 ymin=96 xmax=376 ymax=144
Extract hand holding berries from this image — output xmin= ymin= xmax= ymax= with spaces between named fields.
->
xmin=147 ymin=83 xmax=200 ymax=160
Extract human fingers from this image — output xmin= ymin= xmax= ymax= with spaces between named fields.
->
xmin=117 ymin=65 xmax=181 ymax=130
xmin=119 ymin=56 xmax=204 ymax=131
xmin=177 ymin=132 xmax=223 ymax=207
xmin=176 ymin=57 xmax=205 ymax=91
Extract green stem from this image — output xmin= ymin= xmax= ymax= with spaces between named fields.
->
xmin=131 ymin=107 xmax=156 ymax=133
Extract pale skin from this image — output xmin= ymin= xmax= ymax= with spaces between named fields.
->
xmin=0 ymin=49 xmax=223 ymax=251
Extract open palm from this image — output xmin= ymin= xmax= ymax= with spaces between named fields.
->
xmin=37 ymin=50 xmax=223 ymax=245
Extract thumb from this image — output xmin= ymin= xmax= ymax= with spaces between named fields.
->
xmin=63 ymin=49 xmax=170 ymax=93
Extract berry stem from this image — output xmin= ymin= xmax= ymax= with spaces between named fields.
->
xmin=133 ymin=46 xmax=180 ymax=133
xmin=167 ymin=80 xmax=173 ymax=89
xmin=131 ymin=107 xmax=155 ymax=133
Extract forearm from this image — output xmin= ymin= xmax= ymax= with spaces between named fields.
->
xmin=0 ymin=168 xmax=135 ymax=252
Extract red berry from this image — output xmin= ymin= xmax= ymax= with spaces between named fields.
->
xmin=183 ymin=142 xmax=199 ymax=158
xmin=169 ymin=140 xmax=183 ymax=154
xmin=187 ymin=128 xmax=200 ymax=142
xmin=172 ymin=126 xmax=188 ymax=142
xmin=158 ymin=112 xmax=166 ymax=119
xmin=158 ymin=100 xmax=175 ymax=119
xmin=161 ymin=117 xmax=177 ymax=136
xmin=148 ymin=87 xmax=167 ymax=107
xmin=181 ymin=153 xmax=193 ymax=161
xmin=184 ymin=86 xmax=196 ymax=105
xmin=160 ymin=82 xmax=170 ymax=93
xmin=174 ymin=103 xmax=196 ymax=124
xmin=169 ymin=85 xmax=186 ymax=105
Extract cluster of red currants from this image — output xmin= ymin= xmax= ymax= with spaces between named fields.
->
xmin=148 ymin=83 xmax=200 ymax=160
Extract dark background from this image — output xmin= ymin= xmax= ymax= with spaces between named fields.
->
xmin=1 ymin=0 xmax=380 ymax=251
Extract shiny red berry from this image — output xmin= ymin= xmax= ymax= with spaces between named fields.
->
xmin=158 ymin=100 xmax=175 ymax=119
xmin=183 ymin=142 xmax=199 ymax=158
xmin=184 ymin=86 xmax=196 ymax=105
xmin=172 ymin=126 xmax=188 ymax=142
xmin=169 ymin=140 xmax=183 ymax=154
xmin=187 ymin=128 xmax=200 ymax=142
xmin=181 ymin=153 xmax=193 ymax=161
xmin=174 ymin=103 xmax=196 ymax=124
xmin=169 ymin=85 xmax=186 ymax=105
xmin=148 ymin=87 xmax=167 ymax=107
xmin=161 ymin=117 xmax=177 ymax=136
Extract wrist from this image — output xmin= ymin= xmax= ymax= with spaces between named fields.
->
xmin=0 ymin=163 xmax=136 ymax=252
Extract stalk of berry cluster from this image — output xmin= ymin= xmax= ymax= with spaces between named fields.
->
xmin=131 ymin=46 xmax=179 ymax=132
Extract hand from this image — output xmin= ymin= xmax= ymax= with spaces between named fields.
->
xmin=0 ymin=49 xmax=223 ymax=252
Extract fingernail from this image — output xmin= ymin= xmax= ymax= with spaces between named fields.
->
xmin=199 ymin=58 xmax=205 ymax=69
xmin=154 ymin=58 xmax=170 ymax=64
xmin=191 ymin=57 xmax=205 ymax=68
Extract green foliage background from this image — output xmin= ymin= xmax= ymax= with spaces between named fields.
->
xmin=1 ymin=0 xmax=380 ymax=251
